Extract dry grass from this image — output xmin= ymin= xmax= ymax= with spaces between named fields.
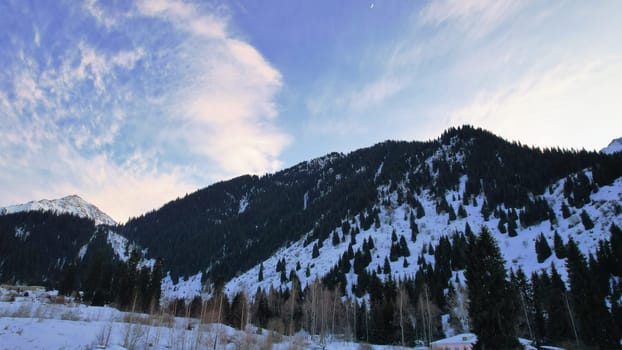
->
xmin=357 ymin=343 xmax=374 ymax=350
xmin=60 ymin=308 xmax=81 ymax=321
xmin=11 ymin=303 xmax=33 ymax=318
xmin=94 ymin=321 xmax=113 ymax=348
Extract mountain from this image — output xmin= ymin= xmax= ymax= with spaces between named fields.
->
xmin=0 ymin=195 xmax=116 ymax=226
xmin=602 ymin=137 xmax=622 ymax=155
xmin=113 ymin=126 xmax=622 ymax=296
xmin=3 ymin=125 xmax=622 ymax=347
xmin=0 ymin=196 xmax=142 ymax=287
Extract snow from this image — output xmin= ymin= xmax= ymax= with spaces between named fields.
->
xmin=78 ymin=244 xmax=89 ymax=260
xmin=601 ymin=137 xmax=622 ymax=155
xmin=0 ymin=290 xmax=407 ymax=350
xmin=374 ymin=162 xmax=384 ymax=180
xmin=0 ymin=195 xmax=116 ymax=226
xmin=304 ymin=191 xmax=309 ymax=210
xmin=160 ymin=272 xmax=204 ymax=304
xmin=219 ymin=167 xmax=622 ymax=302
xmin=107 ymin=231 xmax=132 ymax=262
xmin=430 ymin=332 xmax=477 ymax=345
xmin=14 ymin=226 xmax=29 ymax=240
xmin=238 ymin=195 xmax=249 ymax=214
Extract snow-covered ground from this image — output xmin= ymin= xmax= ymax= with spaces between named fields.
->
xmin=0 ymin=288 xmax=413 ymax=350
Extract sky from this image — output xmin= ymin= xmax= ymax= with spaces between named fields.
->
xmin=1 ymin=0 xmax=621 ymax=222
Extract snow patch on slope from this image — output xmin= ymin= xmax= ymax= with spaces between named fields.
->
xmin=161 ymin=272 xmax=204 ymax=303
xmin=14 ymin=226 xmax=29 ymax=240
xmin=238 ymin=194 xmax=249 ymax=214
xmin=0 ymin=195 xmax=116 ymax=226
xmin=224 ymin=171 xmax=622 ymax=300
xmin=601 ymin=137 xmax=622 ymax=155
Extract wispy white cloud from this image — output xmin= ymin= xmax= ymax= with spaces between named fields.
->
xmin=135 ymin=0 xmax=226 ymax=39
xmin=418 ymin=0 xmax=526 ymax=38
xmin=348 ymin=76 xmax=408 ymax=111
xmin=136 ymin=0 xmax=291 ymax=176
xmin=0 ymin=0 xmax=290 ymax=220
xmin=448 ymin=56 xmax=622 ymax=150
xmin=83 ymin=0 xmax=117 ymax=29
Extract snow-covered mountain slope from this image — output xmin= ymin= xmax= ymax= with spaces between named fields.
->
xmin=0 ymin=195 xmax=116 ymax=226
xmin=601 ymin=137 xmax=622 ymax=154
xmin=220 ymin=172 xmax=622 ymax=300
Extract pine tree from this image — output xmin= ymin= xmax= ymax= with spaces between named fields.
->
xmin=258 ymin=262 xmax=264 ymax=282
xmin=553 ymin=232 xmax=566 ymax=259
xmin=611 ymin=223 xmax=622 ymax=276
xmin=566 ymin=238 xmax=618 ymax=348
xmin=383 ymin=257 xmax=391 ymax=274
xmin=312 ymin=243 xmax=320 ymax=259
xmin=410 ymin=213 xmax=419 ymax=242
xmin=507 ymin=218 xmax=518 ymax=237
xmin=466 ymin=227 xmax=519 ymax=350
xmin=464 ymin=222 xmax=473 ymax=237
xmin=458 ymin=204 xmax=467 ymax=218
xmin=546 ymin=264 xmax=573 ymax=343
xmin=398 ymin=235 xmax=410 ymax=257
xmin=580 ymin=210 xmax=594 ymax=230
xmin=416 ymin=200 xmax=425 ymax=219
xmin=497 ymin=218 xmax=507 ymax=234
xmin=332 ymin=231 xmax=340 ymax=246
xmin=535 ymin=233 xmax=552 ymax=263
xmin=448 ymin=205 xmax=457 ymax=221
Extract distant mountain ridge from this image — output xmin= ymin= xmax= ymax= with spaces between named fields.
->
xmin=0 ymin=195 xmax=116 ymax=226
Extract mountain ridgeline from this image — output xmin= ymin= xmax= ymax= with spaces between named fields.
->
xmin=3 ymin=125 xmax=622 ymax=347
xmin=118 ymin=126 xmax=621 ymax=282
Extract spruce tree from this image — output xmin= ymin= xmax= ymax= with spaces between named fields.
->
xmin=466 ymin=227 xmax=519 ymax=350
xmin=535 ymin=233 xmax=552 ymax=263
xmin=566 ymin=238 xmax=618 ymax=348
xmin=312 ymin=243 xmax=320 ymax=259
xmin=332 ymin=231 xmax=340 ymax=246
xmin=410 ymin=213 xmax=419 ymax=242
xmin=580 ymin=210 xmax=594 ymax=230
xmin=258 ymin=262 xmax=264 ymax=282
xmin=553 ymin=232 xmax=566 ymax=259
xmin=383 ymin=257 xmax=391 ymax=274
xmin=546 ymin=264 xmax=573 ymax=343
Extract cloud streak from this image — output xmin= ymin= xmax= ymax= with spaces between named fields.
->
xmin=0 ymin=0 xmax=290 ymax=221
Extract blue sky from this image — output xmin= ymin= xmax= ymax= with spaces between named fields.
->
xmin=1 ymin=0 xmax=621 ymax=222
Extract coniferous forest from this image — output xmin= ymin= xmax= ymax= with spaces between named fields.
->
xmin=1 ymin=126 xmax=622 ymax=348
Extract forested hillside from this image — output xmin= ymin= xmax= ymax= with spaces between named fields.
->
xmin=2 ymin=125 xmax=622 ymax=348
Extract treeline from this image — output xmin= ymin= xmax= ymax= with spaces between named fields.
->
xmin=59 ymin=241 xmax=164 ymax=313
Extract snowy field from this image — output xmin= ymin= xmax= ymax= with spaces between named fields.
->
xmin=0 ymin=289 xmax=413 ymax=350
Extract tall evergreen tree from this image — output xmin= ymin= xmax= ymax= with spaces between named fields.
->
xmin=535 ymin=233 xmax=552 ymax=263
xmin=566 ymin=238 xmax=618 ymax=348
xmin=466 ymin=227 xmax=519 ymax=350
xmin=546 ymin=264 xmax=574 ymax=343
xmin=580 ymin=210 xmax=594 ymax=230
